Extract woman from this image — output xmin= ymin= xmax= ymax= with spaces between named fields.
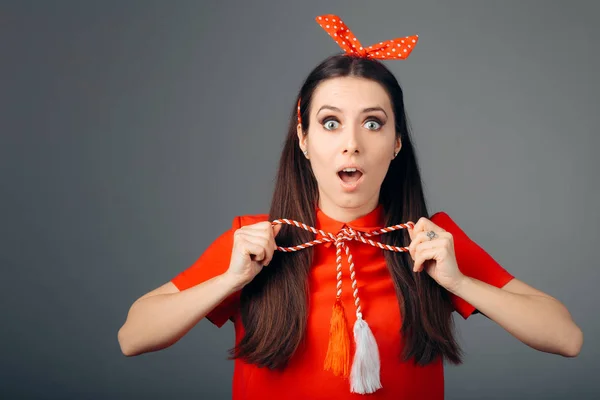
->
xmin=117 ymin=14 xmax=583 ymax=400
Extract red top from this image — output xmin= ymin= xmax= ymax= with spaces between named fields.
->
xmin=171 ymin=205 xmax=514 ymax=399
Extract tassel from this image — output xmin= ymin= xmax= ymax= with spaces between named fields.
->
xmin=349 ymin=316 xmax=382 ymax=394
xmin=323 ymin=298 xmax=352 ymax=377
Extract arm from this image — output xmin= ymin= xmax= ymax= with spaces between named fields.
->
xmin=449 ymin=277 xmax=583 ymax=357
xmin=412 ymin=212 xmax=583 ymax=357
xmin=117 ymin=272 xmax=241 ymax=357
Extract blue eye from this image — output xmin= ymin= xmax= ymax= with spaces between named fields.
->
xmin=364 ymin=120 xmax=382 ymax=130
xmin=323 ymin=119 xmax=340 ymax=130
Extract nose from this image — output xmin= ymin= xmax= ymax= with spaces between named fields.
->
xmin=342 ymin=123 xmax=361 ymax=155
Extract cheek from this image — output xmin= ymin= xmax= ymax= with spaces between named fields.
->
xmin=307 ymin=133 xmax=335 ymax=170
xmin=369 ymin=143 xmax=394 ymax=176
xmin=373 ymin=156 xmax=390 ymax=179
xmin=308 ymin=149 xmax=333 ymax=181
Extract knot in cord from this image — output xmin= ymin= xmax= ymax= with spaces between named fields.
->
xmin=335 ymin=226 xmax=360 ymax=244
xmin=270 ymin=219 xmax=414 ymax=319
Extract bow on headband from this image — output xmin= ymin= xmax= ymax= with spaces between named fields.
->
xmin=297 ymin=14 xmax=419 ymax=127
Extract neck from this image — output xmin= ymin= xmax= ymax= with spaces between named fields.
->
xmin=317 ymin=195 xmax=380 ymax=223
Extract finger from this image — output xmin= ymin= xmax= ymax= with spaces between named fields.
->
xmin=241 ymin=222 xmax=282 ymax=242
xmin=409 ymin=231 xmax=429 ymax=259
xmin=407 ymin=222 xmax=416 ymax=241
xmin=263 ymin=239 xmax=276 ymax=266
xmin=239 ymin=225 xmax=281 ymax=246
xmin=244 ymin=221 xmax=275 ymax=233
xmin=243 ymin=235 xmax=271 ymax=254
xmin=243 ymin=242 xmax=267 ymax=264
xmin=265 ymin=225 xmax=283 ymax=265
xmin=413 ymin=238 xmax=447 ymax=271
xmin=250 ymin=235 xmax=278 ymax=266
xmin=412 ymin=217 xmax=445 ymax=238
xmin=239 ymin=228 xmax=272 ymax=241
xmin=411 ymin=218 xmax=424 ymax=237
xmin=409 ymin=231 xmax=448 ymax=259
xmin=413 ymin=247 xmax=437 ymax=272
xmin=272 ymin=223 xmax=283 ymax=237
xmin=414 ymin=237 xmax=446 ymax=255
xmin=240 ymin=237 xmax=269 ymax=264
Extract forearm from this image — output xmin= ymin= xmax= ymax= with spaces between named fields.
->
xmin=450 ymin=277 xmax=583 ymax=357
xmin=118 ymin=273 xmax=239 ymax=356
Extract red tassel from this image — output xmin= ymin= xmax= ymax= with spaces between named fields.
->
xmin=323 ymin=298 xmax=352 ymax=378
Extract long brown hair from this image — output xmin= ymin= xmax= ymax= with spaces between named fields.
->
xmin=229 ymin=54 xmax=463 ymax=369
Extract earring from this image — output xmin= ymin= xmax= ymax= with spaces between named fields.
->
xmin=303 ymin=150 xmax=308 ymax=157
xmin=394 ymin=151 xmax=398 ymax=158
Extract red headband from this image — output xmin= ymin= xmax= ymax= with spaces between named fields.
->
xmin=297 ymin=14 xmax=419 ymax=128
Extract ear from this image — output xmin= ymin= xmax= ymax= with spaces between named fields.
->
xmin=394 ymin=136 xmax=402 ymax=156
xmin=297 ymin=124 xmax=308 ymax=153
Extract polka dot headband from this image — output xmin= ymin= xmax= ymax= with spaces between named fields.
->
xmin=297 ymin=14 xmax=419 ymax=129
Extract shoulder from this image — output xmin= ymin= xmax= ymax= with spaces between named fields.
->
xmin=430 ymin=211 xmax=448 ymax=220
xmin=429 ymin=211 xmax=468 ymax=239
xmin=429 ymin=210 xmax=452 ymax=225
xmin=230 ymin=213 xmax=271 ymax=230
xmin=207 ymin=212 xmax=271 ymax=245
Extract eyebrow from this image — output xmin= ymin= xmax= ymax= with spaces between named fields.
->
xmin=316 ymin=105 xmax=388 ymax=118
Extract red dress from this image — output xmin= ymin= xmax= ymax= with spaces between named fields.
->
xmin=171 ymin=205 xmax=514 ymax=399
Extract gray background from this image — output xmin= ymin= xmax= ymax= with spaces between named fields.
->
xmin=1 ymin=0 xmax=598 ymax=399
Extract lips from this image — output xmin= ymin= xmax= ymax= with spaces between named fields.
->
xmin=337 ymin=165 xmax=364 ymax=181
xmin=337 ymin=166 xmax=364 ymax=191
xmin=337 ymin=169 xmax=363 ymax=183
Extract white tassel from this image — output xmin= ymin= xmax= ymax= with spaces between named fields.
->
xmin=349 ymin=316 xmax=382 ymax=394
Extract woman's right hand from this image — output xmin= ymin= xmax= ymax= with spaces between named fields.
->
xmin=225 ymin=221 xmax=283 ymax=290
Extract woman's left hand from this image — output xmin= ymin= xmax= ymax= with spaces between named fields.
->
xmin=407 ymin=217 xmax=466 ymax=293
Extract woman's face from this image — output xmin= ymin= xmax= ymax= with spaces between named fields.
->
xmin=297 ymin=76 xmax=401 ymax=220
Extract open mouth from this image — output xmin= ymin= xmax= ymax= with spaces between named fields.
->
xmin=337 ymin=168 xmax=364 ymax=184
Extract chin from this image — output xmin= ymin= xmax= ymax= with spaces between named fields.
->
xmin=334 ymin=193 xmax=371 ymax=209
